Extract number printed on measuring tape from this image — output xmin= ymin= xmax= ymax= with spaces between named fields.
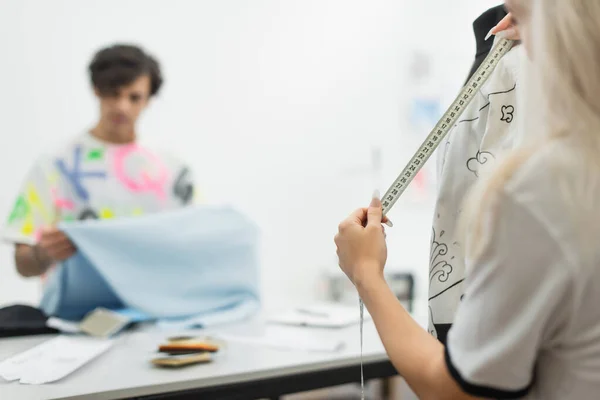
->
xmin=379 ymin=39 xmax=514 ymax=214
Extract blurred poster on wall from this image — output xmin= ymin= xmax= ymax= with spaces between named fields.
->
xmin=405 ymin=50 xmax=442 ymax=203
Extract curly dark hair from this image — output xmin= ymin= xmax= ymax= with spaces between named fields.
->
xmin=89 ymin=44 xmax=163 ymax=97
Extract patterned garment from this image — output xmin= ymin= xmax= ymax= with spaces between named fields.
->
xmin=429 ymin=44 xmax=523 ymax=344
xmin=3 ymin=131 xmax=195 ymax=246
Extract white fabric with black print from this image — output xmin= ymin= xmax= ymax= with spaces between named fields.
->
xmin=428 ymin=43 xmax=524 ymax=344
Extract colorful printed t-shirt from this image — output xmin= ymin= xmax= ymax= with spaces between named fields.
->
xmin=3 ymin=132 xmax=195 ymax=246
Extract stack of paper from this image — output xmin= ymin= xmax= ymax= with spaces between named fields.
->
xmin=46 ymin=307 xmax=131 ymax=337
xmin=268 ymin=302 xmax=371 ymax=328
xmin=0 ymin=336 xmax=113 ymax=384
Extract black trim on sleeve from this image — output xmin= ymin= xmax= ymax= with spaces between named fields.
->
xmin=433 ymin=323 xmax=452 ymax=345
xmin=444 ymin=346 xmax=533 ymax=399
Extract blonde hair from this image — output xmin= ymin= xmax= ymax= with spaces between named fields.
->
xmin=462 ymin=0 xmax=600 ymax=258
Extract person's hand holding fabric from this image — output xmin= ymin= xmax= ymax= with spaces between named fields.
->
xmin=37 ymin=227 xmax=76 ymax=262
xmin=334 ymin=195 xmax=388 ymax=287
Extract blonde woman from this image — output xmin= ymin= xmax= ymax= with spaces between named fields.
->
xmin=335 ymin=0 xmax=600 ymax=398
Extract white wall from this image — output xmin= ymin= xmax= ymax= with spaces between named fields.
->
xmin=0 ymin=0 xmax=501 ymax=315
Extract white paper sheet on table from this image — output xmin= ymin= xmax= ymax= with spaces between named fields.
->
xmin=268 ymin=302 xmax=371 ymax=328
xmin=0 ymin=336 xmax=113 ymax=384
xmin=213 ymin=326 xmax=345 ymax=353
xmin=46 ymin=317 xmax=82 ymax=334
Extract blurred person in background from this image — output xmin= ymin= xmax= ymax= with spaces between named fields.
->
xmin=336 ymin=0 xmax=600 ymax=398
xmin=3 ymin=44 xmax=195 ymax=279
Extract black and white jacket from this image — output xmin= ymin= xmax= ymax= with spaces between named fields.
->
xmin=428 ymin=5 xmax=523 ymax=344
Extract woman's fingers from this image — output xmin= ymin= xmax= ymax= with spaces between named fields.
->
xmin=492 ymin=13 xmax=514 ymax=34
xmin=485 ymin=13 xmax=520 ymax=41
xmin=496 ymin=26 xmax=520 ymax=41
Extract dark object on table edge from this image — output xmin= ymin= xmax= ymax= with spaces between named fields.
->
xmin=0 ymin=304 xmax=58 ymax=338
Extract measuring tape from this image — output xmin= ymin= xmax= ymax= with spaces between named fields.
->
xmin=381 ymin=37 xmax=514 ymax=215
xmin=357 ymin=37 xmax=514 ymax=399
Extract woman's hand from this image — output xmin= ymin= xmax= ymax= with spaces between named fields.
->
xmin=486 ymin=12 xmax=520 ymax=41
xmin=335 ymin=195 xmax=388 ymax=287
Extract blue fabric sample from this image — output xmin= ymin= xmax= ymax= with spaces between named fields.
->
xmin=39 ymin=206 xmax=260 ymax=327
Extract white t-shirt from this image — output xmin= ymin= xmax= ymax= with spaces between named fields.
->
xmin=3 ymin=132 xmax=195 ymax=245
xmin=429 ymin=44 xmax=524 ymax=343
xmin=446 ymin=138 xmax=600 ymax=399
